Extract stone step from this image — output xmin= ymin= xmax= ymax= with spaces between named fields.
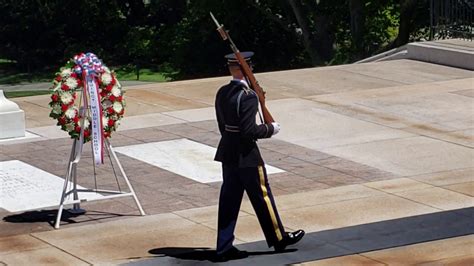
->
xmin=407 ymin=39 xmax=474 ymax=70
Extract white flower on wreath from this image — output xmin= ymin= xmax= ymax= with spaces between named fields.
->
xmin=65 ymin=77 xmax=78 ymax=89
xmin=102 ymin=116 xmax=109 ymax=127
xmin=112 ymin=102 xmax=123 ymax=113
xmin=61 ymin=68 xmax=72 ymax=77
xmin=101 ymin=72 xmax=112 ymax=85
xmin=52 ymin=104 xmax=62 ymax=114
xmin=65 ymin=123 xmax=75 ymax=132
xmin=65 ymin=107 xmax=77 ymax=119
xmin=60 ymin=92 xmax=73 ymax=104
xmin=111 ymin=85 xmax=121 ymax=97
xmin=83 ymin=118 xmax=90 ymax=128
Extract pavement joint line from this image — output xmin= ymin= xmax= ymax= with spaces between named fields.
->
xmin=293 ymin=89 xmax=431 ymax=136
xmin=321 ymin=131 xmax=463 ymax=152
xmin=360 ymin=181 xmax=454 ymax=212
xmin=405 ymin=131 xmax=474 ymax=149
xmin=308 ymin=91 xmax=473 ymax=148
xmin=319 ymin=135 xmax=416 ymax=150
xmin=405 ymin=173 xmax=472 ymax=192
xmin=29 ymin=233 xmax=93 ymax=265
xmin=438 ymin=182 xmax=473 ymax=197
xmin=350 ymin=102 xmax=473 ymax=148
xmin=259 ymin=145 xmax=379 ymax=179
xmin=402 ymin=169 xmax=474 ymax=207
xmin=279 ymin=193 xmax=393 ymax=212
xmin=299 ymin=157 xmax=396 ymax=182
xmin=408 ymin=166 xmax=473 ymax=179
xmin=23 ymin=99 xmax=50 ymax=109
xmin=306 ymin=97 xmax=415 ymax=129
xmin=144 ymin=88 xmax=213 ymax=107
xmin=357 ymin=253 xmax=388 ymax=265
xmin=337 ymin=67 xmax=412 ymax=86
xmin=159 ymin=112 xmax=193 ymax=123
xmin=395 ymin=189 xmax=473 ymax=212
xmin=169 ymin=211 xmax=211 ymax=228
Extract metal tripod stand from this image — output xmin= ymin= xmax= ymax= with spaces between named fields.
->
xmin=54 ymin=124 xmax=145 ymax=229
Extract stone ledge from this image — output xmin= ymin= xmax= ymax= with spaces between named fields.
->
xmin=407 ymin=41 xmax=474 ymax=70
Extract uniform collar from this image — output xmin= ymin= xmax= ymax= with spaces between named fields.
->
xmin=231 ymin=78 xmax=249 ymax=88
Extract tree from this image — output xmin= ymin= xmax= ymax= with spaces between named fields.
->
xmin=349 ymin=0 xmax=366 ymax=60
xmin=389 ymin=0 xmax=429 ymax=49
xmin=0 ymin=0 xmax=433 ymax=80
xmin=287 ymin=0 xmax=322 ymax=65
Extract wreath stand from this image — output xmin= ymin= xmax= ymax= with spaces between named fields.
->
xmin=54 ymin=107 xmax=145 ymax=229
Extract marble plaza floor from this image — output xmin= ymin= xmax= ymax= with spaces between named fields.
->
xmin=0 ymin=59 xmax=473 ymax=265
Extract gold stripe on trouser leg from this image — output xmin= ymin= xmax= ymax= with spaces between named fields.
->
xmin=258 ymin=165 xmax=283 ymax=241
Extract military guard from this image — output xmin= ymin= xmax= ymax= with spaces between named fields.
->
xmin=214 ymin=51 xmax=305 ymax=261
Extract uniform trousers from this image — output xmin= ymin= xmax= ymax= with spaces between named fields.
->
xmin=216 ymin=164 xmax=285 ymax=254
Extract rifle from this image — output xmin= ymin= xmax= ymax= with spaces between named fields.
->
xmin=210 ymin=12 xmax=275 ymax=124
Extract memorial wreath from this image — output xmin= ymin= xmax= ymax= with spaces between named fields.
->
xmin=49 ymin=53 xmax=125 ymax=142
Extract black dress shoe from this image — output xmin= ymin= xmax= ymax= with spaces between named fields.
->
xmin=215 ymin=247 xmax=248 ymax=262
xmin=274 ymin=229 xmax=305 ymax=251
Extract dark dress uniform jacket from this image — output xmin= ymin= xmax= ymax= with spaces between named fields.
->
xmin=214 ymin=80 xmax=274 ymax=167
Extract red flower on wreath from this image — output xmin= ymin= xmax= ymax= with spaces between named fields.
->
xmin=61 ymin=84 xmax=70 ymax=91
xmin=107 ymin=119 xmax=115 ymax=127
xmin=48 ymin=53 xmax=126 ymax=142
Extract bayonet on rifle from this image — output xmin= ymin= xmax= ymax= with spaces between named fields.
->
xmin=210 ymin=12 xmax=275 ymax=123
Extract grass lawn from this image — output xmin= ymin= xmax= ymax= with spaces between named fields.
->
xmin=0 ymin=61 xmax=172 ymax=85
xmin=4 ymin=90 xmax=50 ymax=98
xmin=1 ymin=61 xmax=173 ymax=98
xmin=0 ymin=61 xmax=52 ymax=84
xmin=114 ymin=67 xmax=171 ymax=82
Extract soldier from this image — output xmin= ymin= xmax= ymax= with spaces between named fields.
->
xmin=214 ymin=51 xmax=305 ymax=261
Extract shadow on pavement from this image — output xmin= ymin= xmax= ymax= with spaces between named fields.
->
xmin=3 ymin=210 xmax=82 ymax=227
xmin=3 ymin=209 xmax=137 ymax=227
xmin=147 ymin=247 xmax=296 ymax=263
xmin=125 ymin=207 xmax=473 ymax=265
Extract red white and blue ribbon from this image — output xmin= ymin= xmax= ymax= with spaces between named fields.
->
xmin=74 ymin=53 xmax=105 ymax=165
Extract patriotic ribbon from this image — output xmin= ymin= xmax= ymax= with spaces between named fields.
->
xmin=73 ymin=53 xmax=105 ymax=165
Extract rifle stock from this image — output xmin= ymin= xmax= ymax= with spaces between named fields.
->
xmin=210 ymin=12 xmax=275 ymax=124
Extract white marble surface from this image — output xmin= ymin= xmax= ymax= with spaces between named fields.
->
xmin=356 ymin=92 xmax=473 ymax=130
xmin=0 ymin=160 xmax=103 ymax=212
xmin=0 ymin=131 xmax=40 ymax=143
xmin=0 ymin=90 xmax=26 ymax=139
xmin=114 ymin=138 xmax=284 ymax=183
xmin=163 ymin=107 xmax=215 ymax=122
xmin=118 ymin=113 xmax=183 ymax=131
xmin=267 ymin=98 xmax=414 ymax=149
xmin=322 ymin=136 xmax=474 ymax=176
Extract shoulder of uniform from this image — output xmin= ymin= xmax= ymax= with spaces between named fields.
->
xmin=239 ymin=89 xmax=257 ymax=101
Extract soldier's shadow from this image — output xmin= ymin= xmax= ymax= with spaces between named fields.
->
xmin=147 ymin=247 xmax=296 ymax=262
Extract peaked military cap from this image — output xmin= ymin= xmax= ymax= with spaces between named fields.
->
xmin=225 ymin=51 xmax=254 ymax=65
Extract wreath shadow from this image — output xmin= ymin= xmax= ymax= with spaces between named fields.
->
xmin=3 ymin=209 xmax=82 ymax=227
xmin=3 ymin=209 xmax=136 ymax=228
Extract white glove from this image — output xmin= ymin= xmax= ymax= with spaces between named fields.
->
xmin=271 ymin=122 xmax=280 ymax=135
